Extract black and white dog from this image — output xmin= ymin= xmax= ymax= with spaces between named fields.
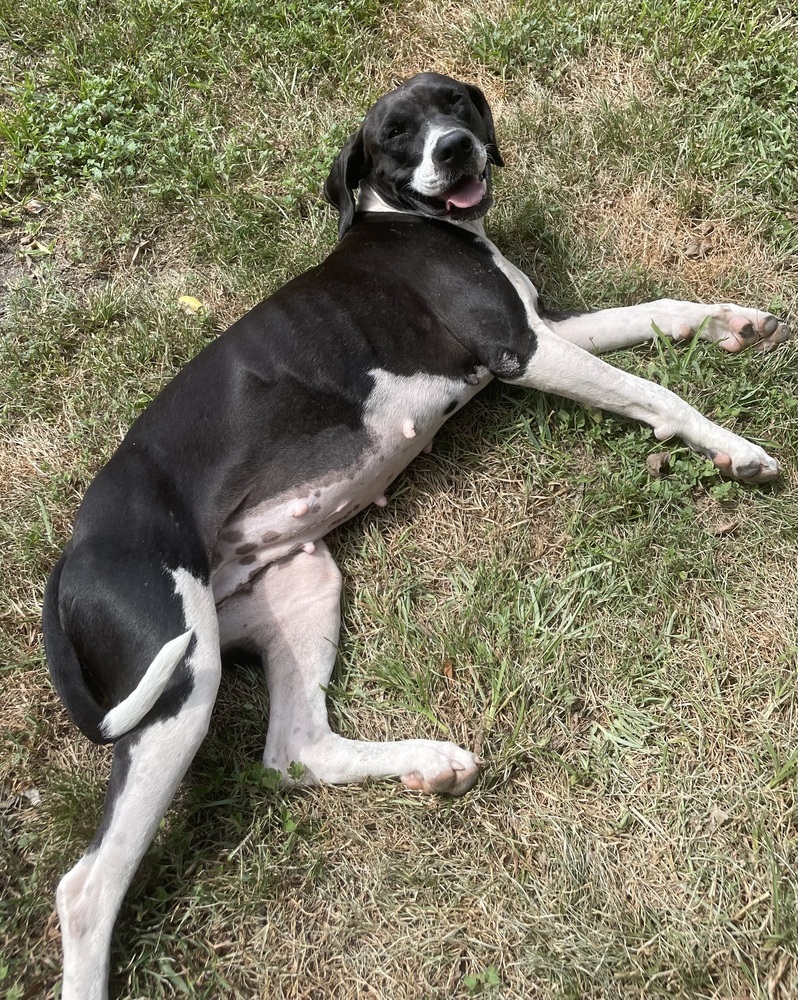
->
xmin=44 ymin=73 xmax=789 ymax=999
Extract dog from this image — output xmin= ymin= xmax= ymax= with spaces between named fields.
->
xmin=43 ymin=72 xmax=789 ymax=999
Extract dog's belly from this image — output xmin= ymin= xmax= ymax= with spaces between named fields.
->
xmin=210 ymin=367 xmax=490 ymax=604
xmin=210 ymin=441 xmax=424 ymax=603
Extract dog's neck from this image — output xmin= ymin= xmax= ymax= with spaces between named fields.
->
xmin=356 ymin=183 xmax=486 ymax=236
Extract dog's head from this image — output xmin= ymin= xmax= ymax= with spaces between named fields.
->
xmin=324 ymin=73 xmax=504 ymax=239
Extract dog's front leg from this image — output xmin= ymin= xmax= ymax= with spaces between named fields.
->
xmin=503 ymin=324 xmax=779 ymax=483
xmin=543 ymin=300 xmax=790 ymax=355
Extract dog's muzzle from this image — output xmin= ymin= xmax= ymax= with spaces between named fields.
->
xmin=431 ymin=130 xmax=488 ymax=211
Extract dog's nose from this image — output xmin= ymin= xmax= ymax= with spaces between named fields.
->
xmin=434 ymin=130 xmax=475 ymax=164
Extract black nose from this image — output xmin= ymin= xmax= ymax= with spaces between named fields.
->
xmin=434 ymin=130 xmax=475 ymax=165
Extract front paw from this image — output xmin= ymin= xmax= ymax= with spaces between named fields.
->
xmin=699 ymin=307 xmax=791 ymax=354
xmin=709 ymin=442 xmax=780 ymax=483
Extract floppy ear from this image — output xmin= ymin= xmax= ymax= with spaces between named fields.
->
xmin=323 ymin=127 xmax=369 ymax=239
xmin=465 ymin=83 xmax=504 ymax=168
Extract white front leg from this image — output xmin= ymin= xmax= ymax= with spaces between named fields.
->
xmin=478 ymin=239 xmax=781 ymax=483
xmin=506 ymin=325 xmax=779 ymax=483
xmin=544 ymin=300 xmax=790 ymax=355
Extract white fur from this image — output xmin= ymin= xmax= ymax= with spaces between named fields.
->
xmin=543 ymin=299 xmax=788 ymax=354
xmin=480 ymin=238 xmax=780 ymax=482
xmin=217 ymin=541 xmax=482 ymax=794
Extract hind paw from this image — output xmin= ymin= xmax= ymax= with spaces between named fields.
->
xmin=400 ymin=741 xmax=483 ymax=796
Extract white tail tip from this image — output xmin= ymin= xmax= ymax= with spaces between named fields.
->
xmin=100 ymin=629 xmax=193 ymax=739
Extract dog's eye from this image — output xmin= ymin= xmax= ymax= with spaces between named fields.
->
xmin=386 ymin=126 xmax=406 ymax=140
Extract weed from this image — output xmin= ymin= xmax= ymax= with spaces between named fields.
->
xmin=463 ymin=963 xmax=501 ymax=994
xmin=2 ymin=74 xmax=142 ymax=188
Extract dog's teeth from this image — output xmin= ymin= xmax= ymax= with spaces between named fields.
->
xmin=402 ymin=418 xmax=416 ymax=439
xmin=291 ymin=501 xmax=309 ymax=517
xmin=374 ymin=495 xmax=388 ymax=507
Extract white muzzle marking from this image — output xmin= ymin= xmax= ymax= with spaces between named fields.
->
xmin=411 ymin=125 xmax=487 ymax=198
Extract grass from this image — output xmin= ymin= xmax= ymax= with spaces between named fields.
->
xmin=2 ymin=0 xmax=798 ymax=997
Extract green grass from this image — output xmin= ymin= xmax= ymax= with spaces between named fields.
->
xmin=2 ymin=1 xmax=798 ymax=998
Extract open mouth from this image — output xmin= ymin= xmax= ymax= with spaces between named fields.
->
xmin=439 ymin=170 xmax=487 ymax=211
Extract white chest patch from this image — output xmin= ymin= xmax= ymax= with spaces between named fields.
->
xmin=211 ymin=367 xmax=491 ymax=604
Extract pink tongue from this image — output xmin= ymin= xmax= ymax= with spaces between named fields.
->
xmin=444 ymin=176 xmax=486 ymax=210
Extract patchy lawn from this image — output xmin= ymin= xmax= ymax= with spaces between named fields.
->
xmin=2 ymin=1 xmax=797 ymax=997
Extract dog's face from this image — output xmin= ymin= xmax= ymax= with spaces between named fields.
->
xmin=324 ymin=73 xmax=504 ymax=238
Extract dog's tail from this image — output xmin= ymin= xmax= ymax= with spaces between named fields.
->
xmin=43 ymin=554 xmax=192 ymax=744
xmin=97 ymin=630 xmax=192 ymax=740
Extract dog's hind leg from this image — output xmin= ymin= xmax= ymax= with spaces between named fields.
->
xmin=543 ymin=301 xmax=790 ymax=355
xmin=217 ymin=541 xmax=481 ymax=796
xmin=57 ymin=572 xmax=220 ymax=1000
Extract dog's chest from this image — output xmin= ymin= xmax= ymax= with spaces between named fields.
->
xmin=210 ymin=368 xmax=490 ymax=603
